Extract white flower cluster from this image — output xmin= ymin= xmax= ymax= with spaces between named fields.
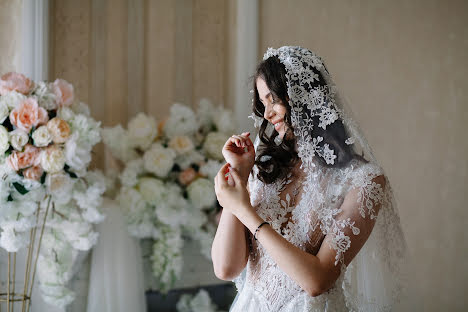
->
xmin=0 ymin=73 xmax=106 ymax=308
xmin=176 ymin=289 xmax=220 ymax=312
xmin=151 ymin=227 xmax=183 ymax=292
xmin=102 ymin=100 xmax=236 ymax=291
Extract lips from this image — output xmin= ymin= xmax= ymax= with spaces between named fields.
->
xmin=274 ymin=121 xmax=283 ymax=131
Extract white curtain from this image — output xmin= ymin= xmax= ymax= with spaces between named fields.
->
xmin=86 ymin=198 xmax=146 ymax=312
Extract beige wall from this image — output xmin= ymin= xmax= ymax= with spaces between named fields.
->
xmin=0 ymin=0 xmax=23 ymax=73
xmin=50 ymin=0 xmax=468 ymax=310
xmin=51 ymin=0 xmax=234 ymax=170
xmin=259 ymin=0 xmax=468 ymax=311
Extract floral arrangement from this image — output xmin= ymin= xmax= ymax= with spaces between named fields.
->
xmin=176 ymin=289 xmax=222 ymax=312
xmin=0 ymin=72 xmax=106 ymax=307
xmin=102 ymin=99 xmax=236 ymax=291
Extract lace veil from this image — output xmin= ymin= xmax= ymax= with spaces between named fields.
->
xmin=244 ymin=46 xmax=409 ymax=311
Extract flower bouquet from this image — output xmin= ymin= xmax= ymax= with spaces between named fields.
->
xmin=102 ymin=99 xmax=236 ymax=291
xmin=0 ymin=72 xmax=106 ymax=307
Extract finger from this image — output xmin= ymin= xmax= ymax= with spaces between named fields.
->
xmin=215 ymin=163 xmax=228 ymax=187
xmin=239 ymin=133 xmax=252 ymax=146
xmin=230 ymin=136 xmax=243 ymax=148
xmin=223 ymin=137 xmax=235 ymax=149
xmin=229 ymin=167 xmax=244 ymax=187
xmin=232 ymin=135 xmax=248 ymax=148
xmin=216 ymin=163 xmax=230 ymax=186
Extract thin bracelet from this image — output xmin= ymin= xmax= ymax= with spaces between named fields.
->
xmin=254 ymin=221 xmax=269 ymax=240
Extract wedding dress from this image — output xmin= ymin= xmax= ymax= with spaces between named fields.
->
xmin=229 ymin=46 xmax=408 ymax=312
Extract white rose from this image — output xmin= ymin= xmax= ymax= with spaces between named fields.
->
xmin=71 ymin=101 xmax=90 ymax=116
xmin=138 ymin=177 xmax=166 ymax=204
xmin=168 ymin=136 xmax=194 ymax=155
xmin=0 ymin=90 xmax=26 ymax=110
xmin=183 ymin=206 xmax=208 ymax=232
xmin=46 ymin=172 xmax=75 ymax=204
xmin=143 ymin=143 xmax=176 ymax=178
xmin=9 ymin=129 xmax=29 ymax=151
xmin=155 ymin=183 xmax=189 ymax=227
xmin=203 ymin=132 xmax=228 ymax=160
xmin=32 ymin=126 xmax=52 ymax=147
xmin=68 ymin=114 xmax=101 ymax=147
xmin=101 ymin=125 xmax=138 ymax=162
xmin=196 ymin=98 xmax=215 ymax=130
xmin=214 ymin=108 xmax=236 ymax=134
xmin=164 ymin=103 xmax=198 ymax=138
xmin=0 ymin=102 xmax=8 ymax=123
xmin=127 ymin=113 xmax=158 ymax=150
xmin=56 ymin=107 xmax=75 ymax=122
xmin=174 ymin=150 xmax=205 ymax=170
xmin=0 ymin=125 xmax=9 ymax=153
xmin=117 ymin=187 xmax=146 ymax=214
xmin=120 ymin=158 xmax=144 ymax=187
xmin=187 ymin=178 xmax=216 ymax=210
xmin=41 ymin=146 xmax=66 ymax=173
xmin=64 ymin=133 xmax=91 ymax=175
xmin=33 ymin=81 xmax=57 ymax=110
xmin=199 ymin=159 xmax=222 ymax=180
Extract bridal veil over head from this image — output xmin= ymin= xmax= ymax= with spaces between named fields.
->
xmin=245 ymin=46 xmax=409 ymax=311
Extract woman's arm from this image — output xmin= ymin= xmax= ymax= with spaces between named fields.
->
xmin=217 ymin=167 xmax=385 ymax=296
xmin=211 ymin=209 xmax=249 ymax=281
xmin=236 ymin=207 xmax=332 ymax=296
xmin=211 ymin=132 xmax=255 ymax=280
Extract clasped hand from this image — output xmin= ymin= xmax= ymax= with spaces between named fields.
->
xmin=214 ymin=132 xmax=255 ymax=217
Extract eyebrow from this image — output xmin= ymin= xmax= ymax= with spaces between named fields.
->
xmin=260 ymin=92 xmax=272 ymax=102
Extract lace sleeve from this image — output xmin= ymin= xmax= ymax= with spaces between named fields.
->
xmin=318 ymin=169 xmax=386 ymax=266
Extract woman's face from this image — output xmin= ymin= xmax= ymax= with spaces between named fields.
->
xmin=256 ymin=77 xmax=287 ymax=139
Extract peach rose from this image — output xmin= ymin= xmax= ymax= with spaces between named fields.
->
xmin=0 ymin=72 xmax=33 ymax=95
xmin=47 ymin=117 xmax=71 ymax=143
xmin=23 ymin=166 xmax=44 ymax=181
xmin=9 ymin=98 xmax=47 ymax=133
xmin=37 ymin=106 xmax=49 ymax=125
xmin=6 ymin=144 xmax=40 ymax=171
xmin=178 ymin=167 xmax=197 ymax=186
xmin=52 ymin=79 xmax=74 ymax=107
xmin=169 ymin=136 xmax=194 ymax=155
xmin=40 ymin=145 xmax=66 ymax=173
xmin=157 ymin=118 xmax=167 ymax=136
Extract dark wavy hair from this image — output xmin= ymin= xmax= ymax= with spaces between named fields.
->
xmin=253 ymin=56 xmax=364 ymax=184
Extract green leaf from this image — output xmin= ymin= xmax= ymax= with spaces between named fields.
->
xmin=12 ymin=182 xmax=29 ymax=195
xmin=64 ymin=165 xmax=78 ymax=178
xmin=40 ymin=172 xmax=46 ymax=184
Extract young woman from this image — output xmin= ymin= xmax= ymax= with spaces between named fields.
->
xmin=211 ymin=46 xmax=407 ymax=311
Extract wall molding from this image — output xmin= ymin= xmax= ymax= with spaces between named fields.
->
xmin=234 ymin=0 xmax=258 ymax=132
xmin=20 ymin=0 xmax=49 ymax=81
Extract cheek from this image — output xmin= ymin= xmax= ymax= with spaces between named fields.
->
xmin=275 ymin=106 xmax=287 ymax=119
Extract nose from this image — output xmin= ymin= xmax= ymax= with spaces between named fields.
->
xmin=263 ymin=103 xmax=275 ymax=121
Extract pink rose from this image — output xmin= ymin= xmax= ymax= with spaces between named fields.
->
xmin=23 ymin=166 xmax=43 ymax=181
xmin=47 ymin=117 xmax=71 ymax=143
xmin=37 ymin=106 xmax=49 ymax=125
xmin=178 ymin=167 xmax=197 ymax=186
xmin=9 ymin=98 xmax=47 ymax=133
xmin=0 ymin=72 xmax=33 ymax=95
xmin=52 ymin=79 xmax=74 ymax=107
xmin=6 ymin=144 xmax=40 ymax=171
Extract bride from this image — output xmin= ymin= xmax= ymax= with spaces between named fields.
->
xmin=211 ymin=46 xmax=408 ymax=311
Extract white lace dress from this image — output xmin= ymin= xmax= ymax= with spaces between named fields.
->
xmin=230 ymin=158 xmax=404 ymax=312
